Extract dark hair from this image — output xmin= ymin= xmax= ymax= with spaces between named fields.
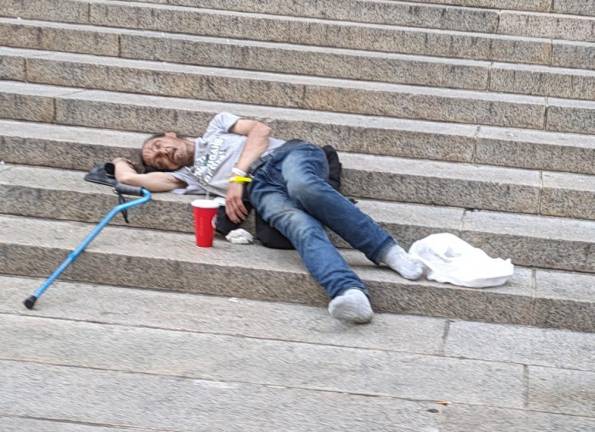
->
xmin=141 ymin=133 xmax=168 ymax=173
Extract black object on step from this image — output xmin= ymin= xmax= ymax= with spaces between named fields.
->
xmin=85 ymin=162 xmax=132 ymax=223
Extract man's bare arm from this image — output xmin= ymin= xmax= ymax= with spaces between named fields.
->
xmin=225 ymin=119 xmax=272 ymax=223
xmin=113 ymin=158 xmax=186 ymax=192
xmin=231 ymin=119 xmax=272 ymax=174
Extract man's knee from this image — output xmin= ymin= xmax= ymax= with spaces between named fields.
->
xmin=286 ymin=175 xmax=327 ymax=203
xmin=268 ymin=208 xmax=321 ymax=239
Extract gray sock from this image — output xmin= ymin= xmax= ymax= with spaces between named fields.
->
xmin=328 ymin=289 xmax=373 ymax=324
xmin=381 ymin=245 xmax=424 ymax=280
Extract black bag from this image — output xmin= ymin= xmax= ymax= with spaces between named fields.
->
xmin=84 ymin=162 xmax=117 ymax=187
xmin=83 ymin=162 xmax=132 ymax=223
xmin=215 ymin=144 xmax=345 ymax=250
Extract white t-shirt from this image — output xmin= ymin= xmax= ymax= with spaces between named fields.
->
xmin=172 ymin=112 xmax=285 ymax=196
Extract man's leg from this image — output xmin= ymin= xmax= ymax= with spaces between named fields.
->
xmin=250 ymin=183 xmax=364 ymax=298
xmin=280 ymin=145 xmax=424 ymax=279
xmin=250 ymin=162 xmax=373 ymax=323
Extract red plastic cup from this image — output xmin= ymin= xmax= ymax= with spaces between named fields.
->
xmin=191 ymin=199 xmax=220 ymax=247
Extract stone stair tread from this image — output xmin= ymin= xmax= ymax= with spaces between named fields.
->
xmin=0 ymin=162 xmax=481 ymax=232
xmin=543 ymin=171 xmax=595 ymax=192
xmin=0 ymin=37 xmax=497 ymax=68
xmin=1 ymin=0 xmax=593 ymax=427
xmin=0 ymin=165 xmax=593 ymax=275
xmin=1 ymin=274 xmax=593 ymax=368
xmin=2 ymin=118 xmax=594 ymax=162
xmin=461 ymin=210 xmax=594 ymax=242
xmin=497 ymin=10 xmax=595 ymax=42
xmin=0 ymin=215 xmax=593 ymax=332
xmin=0 ymin=360 xmax=443 ymax=432
xmin=2 ymin=5 xmax=594 ymax=70
xmin=0 ymin=164 xmax=197 ymax=202
xmin=3 ymin=48 xmax=595 ymax=131
xmin=0 ymin=274 xmax=448 ymax=355
xmin=0 ymin=312 xmax=528 ymax=407
xmin=340 ymin=153 xmax=541 ymax=184
xmin=0 ymin=47 xmax=546 ymax=107
xmin=109 ymin=0 xmax=505 ymax=32
xmin=2 ymin=162 xmax=595 ymax=230
xmin=0 ymin=212 xmax=501 ymax=275
xmin=0 ymin=311 xmax=529 ymax=409
xmin=2 ymin=20 xmax=595 ymax=99
xmin=401 ymin=0 xmax=595 ymax=17
xmin=0 ymin=46 xmax=549 ymax=101
xmin=0 ymin=151 xmax=545 ymax=187
xmin=0 ymin=295 xmax=590 ymax=411
xmin=3 ymin=41 xmax=595 ymax=102
xmin=6 ymin=0 xmax=592 ymax=41
xmin=6 ymin=45 xmax=593 ymax=106
xmin=119 ymin=0 xmax=595 ymax=43
xmin=1 ymin=88 xmax=595 ymax=176
xmin=0 ymin=119 xmax=149 ymax=148
xmin=476 ymin=125 xmax=595 ymax=149
xmin=131 ymin=0 xmax=595 ymax=20
xmin=1 ymin=273 xmax=594 ymax=430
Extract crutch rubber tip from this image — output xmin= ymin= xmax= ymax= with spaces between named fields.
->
xmin=24 ymin=295 xmax=37 ymax=310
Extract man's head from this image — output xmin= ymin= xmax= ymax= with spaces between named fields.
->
xmin=141 ymin=132 xmax=195 ymax=172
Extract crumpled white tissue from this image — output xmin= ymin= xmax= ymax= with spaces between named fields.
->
xmin=226 ymin=228 xmax=254 ymax=245
xmin=409 ymin=233 xmax=514 ymax=288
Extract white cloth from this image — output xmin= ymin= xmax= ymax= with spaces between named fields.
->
xmin=225 ymin=228 xmax=254 ymax=245
xmin=408 ymin=233 xmax=514 ymax=288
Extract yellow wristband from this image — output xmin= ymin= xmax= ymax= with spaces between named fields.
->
xmin=229 ymin=176 xmax=252 ymax=184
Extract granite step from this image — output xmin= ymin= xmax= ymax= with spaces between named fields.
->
xmin=340 ymin=154 xmax=595 ymax=220
xmin=0 ymin=292 xmax=593 ymax=415
xmin=0 ymin=314 xmax=528 ymax=410
xmin=0 ymin=215 xmax=593 ymax=331
xmin=2 ymin=148 xmax=594 ymax=221
xmin=403 ymin=0 xmax=595 ymax=17
xmin=1 ymin=275 xmax=594 ymax=430
xmin=0 ymin=81 xmax=593 ymax=162
xmin=1 ymin=86 xmax=595 ymax=175
xmin=3 ymin=0 xmax=502 ymax=33
xmin=0 ymin=115 xmax=595 ymax=174
xmin=3 ymin=22 xmax=488 ymax=93
xmin=0 ymin=164 xmax=593 ymax=273
xmin=115 ymin=0 xmax=595 ymax=42
xmin=2 ymin=2 xmax=594 ymax=70
xmin=2 ymin=43 xmax=595 ymax=103
xmin=100 ymin=0 xmax=503 ymax=34
xmin=4 ymin=0 xmax=594 ymax=44
xmin=1 ymin=274 xmax=593 ymax=365
xmin=118 ymin=0 xmax=595 ymax=18
xmin=4 ymin=49 xmax=593 ymax=131
xmin=497 ymin=11 xmax=595 ymax=42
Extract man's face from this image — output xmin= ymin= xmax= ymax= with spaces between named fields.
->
xmin=142 ymin=132 xmax=192 ymax=170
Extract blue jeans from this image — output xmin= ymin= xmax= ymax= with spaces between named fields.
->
xmin=249 ymin=141 xmax=396 ymax=299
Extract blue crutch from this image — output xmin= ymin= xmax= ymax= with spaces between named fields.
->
xmin=23 ymin=184 xmax=152 ymax=310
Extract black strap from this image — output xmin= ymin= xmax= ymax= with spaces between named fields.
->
xmin=117 ymin=193 xmax=130 ymax=224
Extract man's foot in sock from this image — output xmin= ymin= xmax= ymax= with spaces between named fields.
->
xmin=382 ymin=245 xmax=425 ymax=280
xmin=328 ymin=289 xmax=373 ymax=324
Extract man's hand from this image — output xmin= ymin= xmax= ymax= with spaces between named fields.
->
xmin=225 ymin=182 xmax=249 ymax=223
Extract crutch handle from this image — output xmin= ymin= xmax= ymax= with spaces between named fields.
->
xmin=115 ymin=183 xmax=145 ymax=196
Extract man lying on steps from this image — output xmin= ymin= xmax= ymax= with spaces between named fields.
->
xmin=113 ymin=112 xmax=424 ymax=324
